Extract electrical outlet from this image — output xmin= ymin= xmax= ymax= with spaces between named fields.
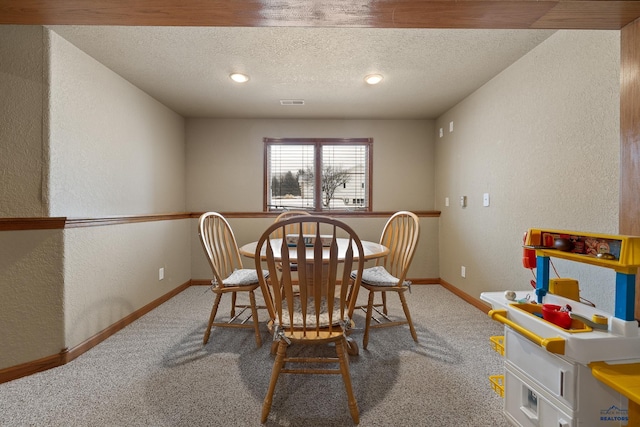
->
xmin=461 ymin=266 xmax=466 ymax=278
xmin=159 ymin=267 xmax=165 ymax=281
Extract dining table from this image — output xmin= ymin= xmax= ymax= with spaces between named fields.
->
xmin=238 ymin=237 xmax=389 ymax=262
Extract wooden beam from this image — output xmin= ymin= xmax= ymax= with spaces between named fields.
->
xmin=1 ymin=0 xmax=640 ymax=30
xmin=533 ymin=1 xmax=640 ymax=29
xmin=620 ymin=17 xmax=640 ymax=320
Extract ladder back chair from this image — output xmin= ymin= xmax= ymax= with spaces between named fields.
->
xmin=273 ymin=210 xmax=313 ymax=237
xmin=255 ymin=216 xmax=365 ymax=424
xmin=352 ymin=211 xmax=420 ymax=349
xmin=198 ymin=212 xmax=268 ymax=347
xmin=273 ymin=210 xmax=314 ymax=272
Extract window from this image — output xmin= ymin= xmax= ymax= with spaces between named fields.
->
xmin=264 ymin=138 xmax=372 ymax=212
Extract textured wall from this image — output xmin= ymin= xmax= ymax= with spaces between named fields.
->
xmin=185 ymin=118 xmax=439 ymax=280
xmin=64 ymin=220 xmax=191 ymax=348
xmin=435 ymin=30 xmax=620 ymax=312
xmin=0 ymin=27 xmax=192 ymax=369
xmin=46 ymin=30 xmax=191 ymax=349
xmin=0 ymin=25 xmax=47 ymax=217
xmin=0 ymin=229 xmax=64 ymax=369
xmin=47 ymin=31 xmax=186 ymax=217
xmin=0 ymin=26 xmax=65 ymax=371
xmin=185 ymin=119 xmax=435 ymax=212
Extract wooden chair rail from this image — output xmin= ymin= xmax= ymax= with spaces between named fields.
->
xmin=0 ymin=211 xmax=441 ymax=231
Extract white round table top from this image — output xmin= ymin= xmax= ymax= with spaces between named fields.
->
xmin=239 ymin=238 xmax=388 ymax=262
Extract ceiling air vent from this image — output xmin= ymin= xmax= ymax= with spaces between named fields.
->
xmin=280 ymin=99 xmax=305 ymax=106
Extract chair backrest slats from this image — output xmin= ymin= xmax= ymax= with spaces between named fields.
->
xmin=377 ymin=211 xmax=420 ymax=285
xmin=255 ymin=216 xmax=365 ymax=340
xmin=199 ymin=212 xmax=244 ymax=284
xmin=273 ymin=210 xmax=314 ymax=239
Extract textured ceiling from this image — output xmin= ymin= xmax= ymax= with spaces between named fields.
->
xmin=48 ymin=26 xmax=555 ymax=119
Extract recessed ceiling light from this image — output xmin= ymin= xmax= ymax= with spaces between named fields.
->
xmin=364 ymin=74 xmax=383 ymax=85
xmin=229 ymin=73 xmax=249 ymax=83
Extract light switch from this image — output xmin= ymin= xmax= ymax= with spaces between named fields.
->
xmin=460 ymin=196 xmax=467 ymax=208
xmin=483 ymin=193 xmax=490 ymax=207
xmin=449 ymin=121 xmax=454 ymax=132
xmin=439 ymin=128 xmax=443 ymax=138
xmin=445 ymin=197 xmax=449 ymax=207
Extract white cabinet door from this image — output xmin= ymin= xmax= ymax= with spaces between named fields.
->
xmin=505 ymin=327 xmax=575 ymax=408
xmin=504 ymin=365 xmax=574 ymax=427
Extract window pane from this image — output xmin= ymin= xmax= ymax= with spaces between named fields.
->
xmin=268 ymin=145 xmax=315 ymax=210
xmin=322 ymin=145 xmax=368 ymax=211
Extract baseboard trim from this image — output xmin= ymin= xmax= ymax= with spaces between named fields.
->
xmin=409 ymin=278 xmax=440 ymax=285
xmin=63 ymin=280 xmax=192 ymax=364
xmin=0 ymin=352 xmax=67 ymax=384
xmin=0 ymin=280 xmax=192 ymax=384
xmin=1 ymin=277 xmax=488 ymax=384
xmin=439 ymin=278 xmax=493 ymax=314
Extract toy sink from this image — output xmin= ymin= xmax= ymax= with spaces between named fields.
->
xmin=509 ymin=302 xmax=592 ymax=333
xmin=482 ymin=290 xmax=640 ymax=365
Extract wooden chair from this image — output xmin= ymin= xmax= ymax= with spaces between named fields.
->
xmin=273 ymin=210 xmax=312 ymax=236
xmin=273 ymin=210 xmax=314 ymax=272
xmin=198 ymin=212 xmax=267 ymax=347
xmin=352 ymin=211 xmax=420 ymax=349
xmin=255 ymin=216 xmax=365 ymax=424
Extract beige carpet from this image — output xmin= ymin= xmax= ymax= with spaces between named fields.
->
xmin=0 ymin=285 xmax=508 ymax=426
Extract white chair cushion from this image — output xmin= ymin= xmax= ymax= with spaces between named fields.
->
xmin=279 ymin=298 xmax=343 ymax=328
xmin=352 ymin=265 xmax=408 ymax=287
xmin=220 ymin=268 xmax=268 ymax=286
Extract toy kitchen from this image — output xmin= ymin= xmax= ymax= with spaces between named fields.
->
xmin=481 ymin=228 xmax=640 ymax=427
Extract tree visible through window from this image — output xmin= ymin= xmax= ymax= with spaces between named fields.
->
xmin=264 ymin=138 xmax=372 ymax=212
